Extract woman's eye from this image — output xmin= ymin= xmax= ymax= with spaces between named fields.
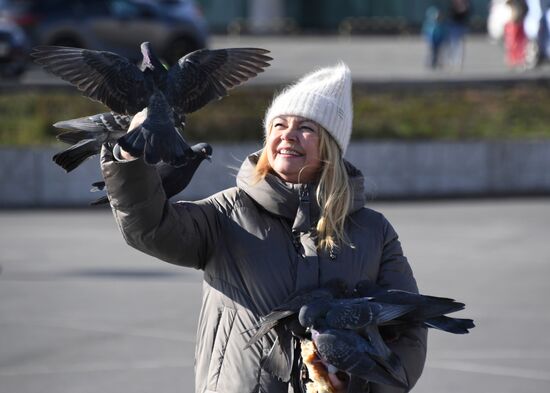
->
xmin=301 ymin=125 xmax=316 ymax=133
xmin=273 ymin=123 xmax=285 ymax=128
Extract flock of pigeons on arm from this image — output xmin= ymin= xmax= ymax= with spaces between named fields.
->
xmin=32 ymin=42 xmax=474 ymax=393
xmin=31 ymin=42 xmax=272 ymax=203
xmin=247 ymin=279 xmax=474 ymax=392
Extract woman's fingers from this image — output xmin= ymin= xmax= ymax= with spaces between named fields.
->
xmin=128 ymin=108 xmax=148 ymax=132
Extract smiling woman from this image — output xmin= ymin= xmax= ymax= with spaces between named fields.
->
xmin=265 ymin=115 xmax=322 ymax=183
xmin=100 ymin=62 xmax=427 ymax=393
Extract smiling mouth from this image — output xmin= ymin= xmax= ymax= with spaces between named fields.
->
xmin=277 ymin=148 xmax=303 ymax=157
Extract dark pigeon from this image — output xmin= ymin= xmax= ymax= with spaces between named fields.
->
xmin=52 ymin=112 xmax=131 ymax=172
xmin=245 ymin=279 xmax=348 ymax=350
xmin=311 ymin=328 xmax=409 ymax=389
xmin=90 ymin=142 xmax=212 ymax=206
xmin=249 ymin=281 xmax=474 ymax=389
xmin=354 ymin=281 xmax=475 ymax=334
xmin=298 ymin=297 xmax=412 ymax=385
xmin=32 ymin=43 xmax=272 ymax=166
xmin=244 ymin=280 xmax=347 ymax=384
xmin=118 ymin=89 xmax=191 ymax=166
xmin=298 ymin=297 xmax=414 ymax=331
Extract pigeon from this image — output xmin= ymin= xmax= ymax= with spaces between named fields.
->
xmin=52 ymin=112 xmax=131 ymax=172
xmin=298 ymin=297 xmax=412 ymax=386
xmin=298 ymin=297 xmax=414 ymax=331
xmin=119 ymin=89 xmax=190 ymax=166
xmin=243 ymin=280 xmax=347 ymax=384
xmin=249 ymin=281 xmax=475 ymax=389
xmin=311 ymin=328 xmax=409 ymax=390
xmin=245 ymin=279 xmax=348 ymax=350
xmin=90 ymin=142 xmax=212 ymax=206
xmin=354 ymin=281 xmax=475 ymax=334
xmin=32 ymin=43 xmax=272 ymax=165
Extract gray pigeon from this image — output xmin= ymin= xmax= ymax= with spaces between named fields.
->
xmin=245 ymin=279 xmax=348 ymax=349
xmin=249 ymin=281 xmax=475 ymax=390
xmin=354 ymin=281 xmax=475 ymax=335
xmin=90 ymin=142 xmax=212 ymax=206
xmin=311 ymin=328 xmax=409 ymax=390
xmin=32 ymin=43 xmax=272 ymax=165
xmin=297 ymin=297 xmax=412 ymax=386
xmin=52 ymin=112 xmax=131 ymax=172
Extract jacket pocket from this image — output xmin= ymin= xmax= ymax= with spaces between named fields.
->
xmin=206 ymin=306 xmax=237 ymax=392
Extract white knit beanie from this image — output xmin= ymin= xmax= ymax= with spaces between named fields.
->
xmin=264 ymin=62 xmax=353 ymax=154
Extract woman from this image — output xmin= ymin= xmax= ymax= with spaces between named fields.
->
xmin=101 ymin=63 xmax=427 ymax=393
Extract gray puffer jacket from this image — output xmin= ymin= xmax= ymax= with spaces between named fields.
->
xmin=101 ymin=149 xmax=427 ymax=393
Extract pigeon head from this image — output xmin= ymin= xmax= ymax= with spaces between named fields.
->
xmin=140 ymin=41 xmax=165 ymax=72
xmin=323 ymin=278 xmax=348 ymax=297
xmin=192 ymin=142 xmax=213 ymax=161
xmin=353 ymin=280 xmax=378 ymax=297
xmin=298 ymin=299 xmax=331 ymax=329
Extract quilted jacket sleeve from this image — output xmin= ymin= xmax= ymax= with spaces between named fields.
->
xmin=100 ymin=146 xmax=221 ymax=270
xmin=371 ymin=217 xmax=428 ymax=393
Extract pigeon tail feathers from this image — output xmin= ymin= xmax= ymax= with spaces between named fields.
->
xmin=53 ymin=138 xmax=100 ymax=172
xmin=424 ymin=316 xmax=475 ymax=334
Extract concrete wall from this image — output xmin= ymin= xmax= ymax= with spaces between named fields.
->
xmin=1 ymin=140 xmax=549 ymax=207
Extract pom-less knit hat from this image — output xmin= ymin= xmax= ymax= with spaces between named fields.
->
xmin=264 ymin=62 xmax=353 ymax=154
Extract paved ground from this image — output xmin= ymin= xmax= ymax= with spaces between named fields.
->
xmin=1 ymin=199 xmax=549 ymax=393
xmin=17 ymin=35 xmax=550 ymax=86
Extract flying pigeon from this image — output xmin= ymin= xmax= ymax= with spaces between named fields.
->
xmin=32 ymin=43 xmax=272 ymax=165
xmin=90 ymin=142 xmax=212 ymax=206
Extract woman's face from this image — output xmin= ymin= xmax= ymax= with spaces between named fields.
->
xmin=266 ymin=115 xmax=322 ymax=183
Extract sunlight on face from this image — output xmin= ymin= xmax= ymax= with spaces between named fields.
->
xmin=266 ymin=115 xmax=322 ymax=183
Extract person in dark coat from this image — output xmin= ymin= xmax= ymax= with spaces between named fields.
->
xmin=100 ymin=63 xmax=427 ymax=393
xmin=447 ymin=0 xmax=472 ymax=69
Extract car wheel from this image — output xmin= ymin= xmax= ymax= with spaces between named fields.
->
xmin=164 ymin=37 xmax=199 ymax=65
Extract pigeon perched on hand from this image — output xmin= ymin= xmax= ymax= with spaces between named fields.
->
xmin=52 ymin=112 xmax=131 ymax=172
xmin=32 ymin=43 xmax=272 ymax=165
xmin=90 ymin=142 xmax=212 ymax=206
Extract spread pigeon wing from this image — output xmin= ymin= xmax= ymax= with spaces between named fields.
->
xmin=166 ymin=47 xmax=272 ymax=114
xmin=31 ymin=46 xmax=149 ymax=114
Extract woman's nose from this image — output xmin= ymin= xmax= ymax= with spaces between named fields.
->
xmin=280 ymin=126 xmax=298 ymax=141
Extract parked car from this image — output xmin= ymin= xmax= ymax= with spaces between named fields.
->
xmin=0 ymin=14 xmax=29 ymax=77
xmin=0 ymin=0 xmax=209 ymax=65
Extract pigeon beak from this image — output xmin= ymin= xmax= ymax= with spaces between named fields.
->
xmin=202 ymin=148 xmax=212 ymax=162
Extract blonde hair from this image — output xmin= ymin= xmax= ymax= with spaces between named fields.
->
xmin=255 ymin=126 xmax=352 ymax=253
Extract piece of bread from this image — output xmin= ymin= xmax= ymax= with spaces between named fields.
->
xmin=300 ymin=339 xmax=334 ymax=393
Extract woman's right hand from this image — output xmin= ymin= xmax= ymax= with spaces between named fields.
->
xmin=119 ymin=108 xmax=148 ymax=160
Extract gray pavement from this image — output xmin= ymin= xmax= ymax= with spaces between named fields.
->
xmin=18 ymin=35 xmax=550 ymax=86
xmin=1 ymin=199 xmax=549 ymax=393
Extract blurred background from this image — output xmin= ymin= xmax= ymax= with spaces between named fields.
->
xmin=1 ymin=1 xmax=549 ymax=393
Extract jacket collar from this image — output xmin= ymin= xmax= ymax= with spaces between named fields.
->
xmin=236 ymin=151 xmax=366 ymax=229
